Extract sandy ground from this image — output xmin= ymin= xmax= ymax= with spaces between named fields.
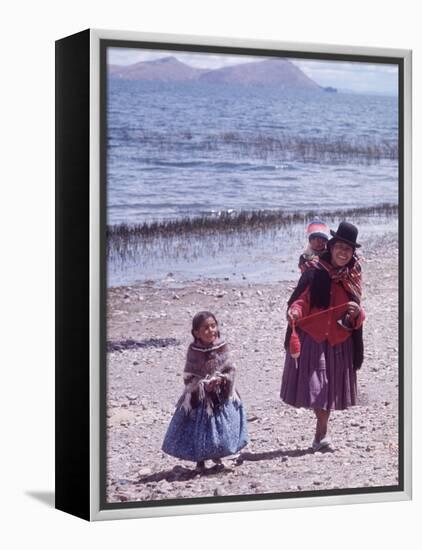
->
xmin=105 ymin=237 xmax=399 ymax=503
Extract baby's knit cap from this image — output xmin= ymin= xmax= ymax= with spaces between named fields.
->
xmin=306 ymin=219 xmax=330 ymax=241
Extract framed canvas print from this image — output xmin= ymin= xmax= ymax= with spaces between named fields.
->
xmin=55 ymin=29 xmax=412 ymax=521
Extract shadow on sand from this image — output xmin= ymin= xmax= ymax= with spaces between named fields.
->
xmin=234 ymin=447 xmax=317 ymax=465
xmin=136 ymin=444 xmax=331 ymax=484
xmin=136 ymin=463 xmax=232 ymax=484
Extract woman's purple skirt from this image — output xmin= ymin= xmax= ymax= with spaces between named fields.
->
xmin=280 ymin=330 xmax=357 ymax=411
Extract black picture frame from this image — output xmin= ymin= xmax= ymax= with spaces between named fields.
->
xmin=55 ymin=29 xmax=412 ymax=521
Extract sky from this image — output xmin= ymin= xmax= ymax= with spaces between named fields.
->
xmin=108 ymin=47 xmax=398 ymax=96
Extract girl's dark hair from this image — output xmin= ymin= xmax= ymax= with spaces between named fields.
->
xmin=191 ymin=311 xmax=219 ymax=339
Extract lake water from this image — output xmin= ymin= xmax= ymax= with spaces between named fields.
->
xmin=106 ymin=80 xmax=399 ymax=286
xmin=107 ymin=80 xmax=398 ymax=225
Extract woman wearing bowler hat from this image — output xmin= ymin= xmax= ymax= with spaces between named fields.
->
xmin=280 ymin=221 xmax=365 ymax=452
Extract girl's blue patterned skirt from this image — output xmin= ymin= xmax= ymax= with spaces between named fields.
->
xmin=162 ymin=400 xmax=248 ymax=462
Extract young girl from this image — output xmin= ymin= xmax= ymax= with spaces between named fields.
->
xmin=162 ymin=311 xmax=248 ymax=470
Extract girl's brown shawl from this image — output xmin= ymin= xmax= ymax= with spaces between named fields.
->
xmin=178 ymin=339 xmax=239 ymax=415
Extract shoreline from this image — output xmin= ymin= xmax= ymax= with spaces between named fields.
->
xmin=106 ymin=233 xmax=399 ymax=503
xmin=107 ymin=203 xmax=398 ymax=239
xmin=107 ymin=212 xmax=398 ymax=288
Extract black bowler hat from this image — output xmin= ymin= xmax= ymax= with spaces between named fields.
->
xmin=330 ymin=221 xmax=361 ymax=248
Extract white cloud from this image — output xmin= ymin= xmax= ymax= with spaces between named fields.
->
xmin=291 ymin=59 xmax=398 ymax=95
xmin=107 ymin=48 xmax=263 ymax=69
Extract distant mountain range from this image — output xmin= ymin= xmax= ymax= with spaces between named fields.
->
xmin=108 ymin=56 xmax=208 ymax=82
xmin=108 ymin=56 xmax=330 ymax=91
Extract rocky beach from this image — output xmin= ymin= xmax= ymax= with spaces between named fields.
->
xmin=105 ymin=230 xmax=399 ymax=504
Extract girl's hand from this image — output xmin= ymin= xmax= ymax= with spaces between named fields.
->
xmin=347 ymin=301 xmax=360 ymax=319
xmin=205 ymin=378 xmax=219 ymax=392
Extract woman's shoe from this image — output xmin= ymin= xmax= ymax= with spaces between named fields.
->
xmin=312 ymin=436 xmax=332 ymax=452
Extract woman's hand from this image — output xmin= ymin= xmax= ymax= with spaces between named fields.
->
xmin=347 ymin=301 xmax=361 ymax=319
xmin=287 ymin=308 xmax=300 ymax=322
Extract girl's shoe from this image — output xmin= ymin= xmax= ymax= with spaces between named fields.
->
xmin=195 ymin=460 xmax=206 ymax=471
xmin=211 ymin=458 xmax=226 ymax=471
